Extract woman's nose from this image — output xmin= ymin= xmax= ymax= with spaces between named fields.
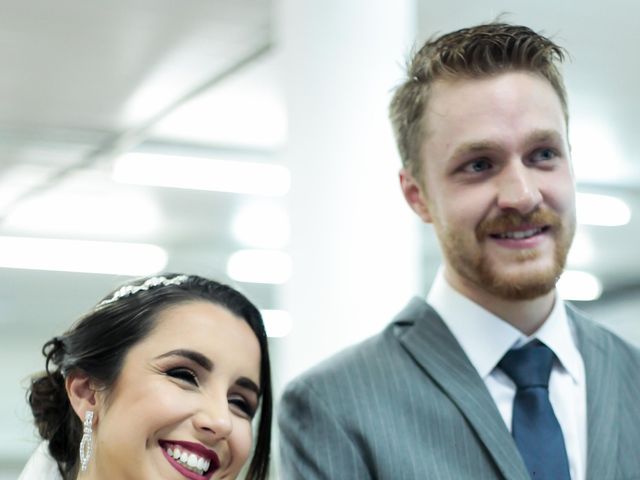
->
xmin=193 ymin=397 xmax=233 ymax=440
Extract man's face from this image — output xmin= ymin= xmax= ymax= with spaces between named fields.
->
xmin=400 ymin=71 xmax=576 ymax=301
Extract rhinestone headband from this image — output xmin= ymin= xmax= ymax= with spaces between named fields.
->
xmin=97 ymin=275 xmax=189 ymax=308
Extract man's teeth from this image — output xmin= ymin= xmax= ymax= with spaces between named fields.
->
xmin=496 ymin=228 xmax=542 ymax=240
xmin=166 ymin=446 xmax=211 ymax=475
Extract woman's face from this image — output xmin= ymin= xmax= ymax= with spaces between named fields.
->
xmin=91 ymin=300 xmax=262 ymax=479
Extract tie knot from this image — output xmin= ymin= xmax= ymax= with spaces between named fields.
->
xmin=498 ymin=341 xmax=555 ymax=389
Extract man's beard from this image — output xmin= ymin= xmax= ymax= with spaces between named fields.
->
xmin=438 ymin=208 xmax=575 ymax=301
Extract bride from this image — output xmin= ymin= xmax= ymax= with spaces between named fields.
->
xmin=20 ymin=274 xmax=272 ymax=479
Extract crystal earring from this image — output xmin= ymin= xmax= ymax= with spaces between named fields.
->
xmin=79 ymin=410 xmax=94 ymax=471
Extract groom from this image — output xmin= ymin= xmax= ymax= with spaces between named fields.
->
xmin=278 ymin=22 xmax=640 ymax=479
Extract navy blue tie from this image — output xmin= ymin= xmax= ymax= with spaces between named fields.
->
xmin=498 ymin=341 xmax=571 ymax=480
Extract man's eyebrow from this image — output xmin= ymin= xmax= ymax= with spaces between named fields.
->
xmin=524 ymin=129 xmax=564 ymax=145
xmin=236 ymin=376 xmax=261 ymax=396
xmin=450 ymin=140 xmax=501 ymax=160
xmin=450 ymin=129 xmax=564 ymax=160
xmin=155 ymin=349 xmax=213 ymax=371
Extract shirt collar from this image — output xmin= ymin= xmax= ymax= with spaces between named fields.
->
xmin=534 ymin=298 xmax=584 ymax=384
xmin=427 ymin=267 xmax=583 ymax=384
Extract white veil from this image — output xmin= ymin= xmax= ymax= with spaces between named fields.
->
xmin=18 ymin=442 xmax=63 ymax=480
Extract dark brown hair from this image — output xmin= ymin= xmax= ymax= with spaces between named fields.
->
xmin=27 ymin=274 xmax=272 ymax=480
xmin=389 ymin=22 xmax=568 ymax=178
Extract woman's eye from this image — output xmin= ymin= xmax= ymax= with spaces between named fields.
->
xmin=166 ymin=368 xmax=199 ymax=386
xmin=229 ymin=396 xmax=256 ymax=419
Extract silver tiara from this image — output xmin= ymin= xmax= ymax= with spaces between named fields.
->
xmin=97 ymin=275 xmax=189 ymax=308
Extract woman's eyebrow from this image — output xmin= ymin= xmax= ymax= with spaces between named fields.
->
xmin=155 ymin=349 xmax=213 ymax=371
xmin=156 ymin=350 xmax=260 ymax=393
xmin=236 ymin=376 xmax=260 ymax=395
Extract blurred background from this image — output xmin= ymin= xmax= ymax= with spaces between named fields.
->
xmin=2 ymin=0 xmax=639 ymax=477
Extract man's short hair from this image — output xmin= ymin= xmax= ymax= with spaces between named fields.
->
xmin=389 ymin=22 xmax=568 ymax=178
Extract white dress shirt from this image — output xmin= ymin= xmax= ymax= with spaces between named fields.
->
xmin=427 ymin=269 xmax=587 ymax=480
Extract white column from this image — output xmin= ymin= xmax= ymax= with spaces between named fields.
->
xmin=276 ymin=0 xmax=421 ymax=384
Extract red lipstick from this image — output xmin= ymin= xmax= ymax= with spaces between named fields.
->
xmin=159 ymin=440 xmax=220 ymax=480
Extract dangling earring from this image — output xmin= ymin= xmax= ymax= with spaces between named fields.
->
xmin=79 ymin=410 xmax=94 ymax=471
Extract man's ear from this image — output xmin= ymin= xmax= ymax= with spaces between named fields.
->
xmin=65 ymin=372 xmax=100 ymax=425
xmin=399 ymin=168 xmax=432 ymax=223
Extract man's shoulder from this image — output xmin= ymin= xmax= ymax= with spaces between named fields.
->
xmin=566 ymin=301 xmax=640 ymax=365
xmin=283 ymin=297 xmax=435 ymax=394
xmin=286 ymin=320 xmax=401 ymax=389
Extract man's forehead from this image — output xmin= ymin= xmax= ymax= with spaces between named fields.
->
xmin=427 ymin=71 xmax=561 ymax=109
xmin=422 ymin=73 xmax=566 ymax=134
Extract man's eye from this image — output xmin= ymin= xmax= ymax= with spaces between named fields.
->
xmin=229 ymin=395 xmax=256 ymax=419
xmin=531 ymin=148 xmax=557 ymax=163
xmin=166 ymin=368 xmax=199 ymax=386
xmin=464 ymin=158 xmax=492 ymax=173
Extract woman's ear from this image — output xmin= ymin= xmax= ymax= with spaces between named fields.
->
xmin=65 ymin=372 xmax=100 ymax=424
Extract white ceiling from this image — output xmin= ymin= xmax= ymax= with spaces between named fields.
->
xmin=0 ymin=0 xmax=281 ymax=337
xmin=0 ymin=0 xmax=638 ymax=329
xmin=0 ymin=1 xmax=637 ymax=336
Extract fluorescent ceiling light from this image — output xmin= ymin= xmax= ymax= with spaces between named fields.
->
xmin=232 ymin=203 xmax=290 ymax=248
xmin=0 ymin=236 xmax=167 ymax=276
xmin=114 ymin=152 xmax=290 ymax=197
xmin=260 ymin=309 xmax=293 ymax=338
xmin=576 ymin=192 xmax=631 ymax=226
xmin=570 ymin=119 xmax=629 ymax=184
xmin=4 ymin=192 xmax=161 ymax=237
xmin=0 ymin=165 xmax=52 ymax=212
xmin=557 ymin=270 xmax=602 ymax=301
xmin=226 ymin=249 xmax=292 ymax=284
xmin=151 ymin=71 xmax=288 ymax=149
xmin=567 ymin=230 xmax=594 ymax=266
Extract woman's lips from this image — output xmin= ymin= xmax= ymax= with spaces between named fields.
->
xmin=159 ymin=440 xmax=220 ymax=480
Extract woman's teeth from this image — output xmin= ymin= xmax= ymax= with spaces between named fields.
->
xmin=166 ymin=446 xmax=211 ymax=475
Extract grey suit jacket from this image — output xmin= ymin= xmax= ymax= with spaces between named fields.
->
xmin=278 ymin=297 xmax=640 ymax=479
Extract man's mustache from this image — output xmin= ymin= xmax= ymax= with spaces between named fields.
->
xmin=476 ymin=208 xmax=562 ymax=240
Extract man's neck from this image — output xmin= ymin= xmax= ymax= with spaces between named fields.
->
xmin=444 ymin=270 xmax=557 ymax=336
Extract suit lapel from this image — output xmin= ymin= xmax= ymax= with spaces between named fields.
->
xmin=568 ymin=305 xmax=619 ymax=480
xmin=395 ymin=298 xmax=530 ymax=480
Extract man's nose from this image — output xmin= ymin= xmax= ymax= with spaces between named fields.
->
xmin=496 ymin=162 xmax=543 ymax=214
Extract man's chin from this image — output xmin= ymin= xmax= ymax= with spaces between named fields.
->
xmin=488 ymin=279 xmax=556 ymax=301
xmin=478 ymin=267 xmax=560 ymax=301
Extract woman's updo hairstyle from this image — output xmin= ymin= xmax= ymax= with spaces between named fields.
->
xmin=27 ymin=273 xmax=272 ymax=480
